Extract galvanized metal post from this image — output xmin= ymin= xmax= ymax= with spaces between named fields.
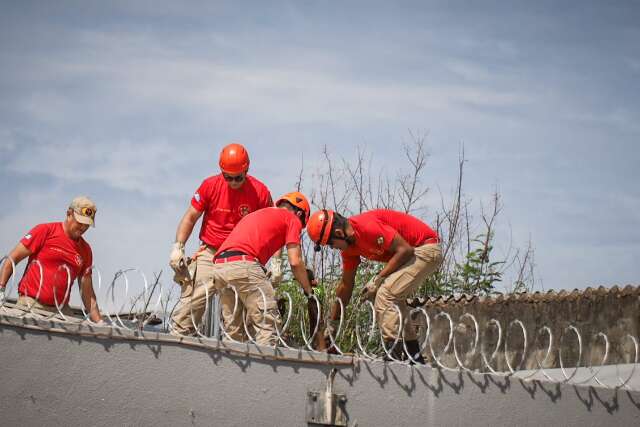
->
xmin=203 ymin=293 xmax=220 ymax=338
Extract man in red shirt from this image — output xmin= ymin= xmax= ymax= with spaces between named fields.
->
xmin=169 ymin=143 xmax=275 ymax=335
xmin=211 ymin=192 xmax=314 ymax=345
xmin=0 ymin=196 xmax=102 ymax=322
xmin=307 ymin=209 xmax=442 ymax=362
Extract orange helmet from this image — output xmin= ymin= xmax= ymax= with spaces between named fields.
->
xmin=307 ymin=209 xmax=335 ymax=251
xmin=219 ymin=143 xmax=250 ymax=174
xmin=276 ymin=191 xmax=311 ymax=226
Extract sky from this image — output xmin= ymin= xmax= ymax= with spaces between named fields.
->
xmin=1 ymin=1 xmax=639 ymax=304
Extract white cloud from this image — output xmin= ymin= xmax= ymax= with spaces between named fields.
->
xmin=9 ymin=29 xmax=531 ymax=130
xmin=6 ymin=139 xmax=191 ymax=197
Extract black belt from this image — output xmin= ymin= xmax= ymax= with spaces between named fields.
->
xmin=215 ymin=250 xmax=248 ymax=260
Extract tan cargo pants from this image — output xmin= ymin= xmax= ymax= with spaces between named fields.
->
xmin=375 ymin=243 xmax=443 ymax=341
xmin=171 ymin=246 xmax=220 ymax=335
xmin=17 ymin=295 xmax=75 ymax=317
xmin=215 ymin=261 xmax=281 ymax=346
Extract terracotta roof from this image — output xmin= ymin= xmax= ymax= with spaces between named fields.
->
xmin=408 ymin=284 xmax=640 ymax=307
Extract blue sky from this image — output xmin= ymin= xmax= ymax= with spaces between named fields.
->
xmin=1 ymin=1 xmax=639 ymax=301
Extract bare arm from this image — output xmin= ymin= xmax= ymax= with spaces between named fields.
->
xmin=329 ymin=268 xmax=357 ymax=321
xmin=0 ymin=243 xmax=32 ymax=288
xmin=79 ymin=274 xmax=102 ymax=323
xmin=378 ymin=235 xmax=414 ymax=279
xmin=286 ymin=243 xmax=313 ymax=296
xmin=175 ymin=205 xmax=203 ymax=244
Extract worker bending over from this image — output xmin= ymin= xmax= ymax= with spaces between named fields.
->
xmin=307 ymin=209 xmax=442 ymax=362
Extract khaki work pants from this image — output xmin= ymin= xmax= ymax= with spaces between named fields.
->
xmin=171 ymin=246 xmax=219 ymax=335
xmin=375 ymin=243 xmax=443 ymax=341
xmin=216 ymin=261 xmax=280 ymax=346
xmin=17 ymin=295 xmax=75 ymax=317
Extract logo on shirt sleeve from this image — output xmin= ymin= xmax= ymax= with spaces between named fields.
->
xmin=377 ymin=236 xmax=384 ymax=246
xmin=194 ymin=192 xmax=201 ymax=203
xmin=24 ymin=234 xmax=32 ymax=240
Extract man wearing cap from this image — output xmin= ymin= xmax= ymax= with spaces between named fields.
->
xmin=169 ymin=143 xmax=276 ymax=336
xmin=210 ymin=192 xmax=315 ymax=345
xmin=307 ymin=209 xmax=442 ymax=362
xmin=0 ymin=196 xmax=102 ymax=322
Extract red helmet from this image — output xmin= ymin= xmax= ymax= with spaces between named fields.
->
xmin=307 ymin=209 xmax=335 ymax=251
xmin=219 ymin=143 xmax=250 ymax=174
xmin=276 ymin=192 xmax=311 ymax=226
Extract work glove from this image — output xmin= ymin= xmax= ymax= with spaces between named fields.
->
xmin=304 ymin=289 xmax=322 ymax=346
xmin=269 ymin=256 xmax=284 ymax=286
xmin=172 ymin=257 xmax=195 ymax=288
xmin=359 ymin=274 xmax=384 ymax=303
xmin=306 ymin=267 xmax=317 ymax=287
xmin=169 ymin=242 xmax=186 ymax=270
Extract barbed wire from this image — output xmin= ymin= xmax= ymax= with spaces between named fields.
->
xmin=0 ymin=257 xmax=638 ymax=390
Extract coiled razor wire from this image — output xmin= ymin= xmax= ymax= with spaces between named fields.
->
xmin=14 ymin=260 xmax=45 ymax=319
xmin=0 ymin=256 xmax=18 ymax=311
xmin=81 ymin=266 xmax=102 ymax=324
xmin=403 ymin=307 xmax=431 ymax=364
xmin=299 ymin=293 xmax=321 ymax=352
xmin=48 ymin=264 xmax=72 ymax=322
xmin=1 ymin=258 xmax=640 ymax=390
xmin=323 ymin=297 xmax=345 ymax=356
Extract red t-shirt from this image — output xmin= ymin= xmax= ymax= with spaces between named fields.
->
xmin=341 ymin=209 xmax=438 ymax=270
xmin=18 ymin=222 xmax=93 ymax=306
xmin=215 ymin=208 xmax=303 ymax=265
xmin=191 ymin=174 xmax=273 ymax=248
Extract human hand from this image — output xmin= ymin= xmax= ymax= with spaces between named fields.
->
xmin=169 ymin=242 xmax=186 ymax=270
xmin=269 ymin=257 xmax=283 ymax=286
xmin=359 ymin=275 xmax=384 ymax=303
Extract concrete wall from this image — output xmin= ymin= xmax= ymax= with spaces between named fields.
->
xmin=1 ymin=314 xmax=639 ymax=426
xmin=414 ymin=285 xmax=640 ymax=371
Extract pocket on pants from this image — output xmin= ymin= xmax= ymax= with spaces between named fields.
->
xmin=388 ymin=271 xmax=421 ymax=300
xmin=256 ymin=296 xmax=278 ymax=312
xmin=222 ymin=264 xmax=251 ymax=283
xmin=415 ymin=244 xmax=443 ymax=266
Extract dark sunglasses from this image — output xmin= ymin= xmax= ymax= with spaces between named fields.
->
xmin=223 ymin=173 xmax=245 ymax=183
xmin=77 ymin=207 xmax=95 ymax=218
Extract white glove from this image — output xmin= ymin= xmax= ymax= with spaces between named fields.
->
xmin=0 ymin=287 xmax=5 ymax=306
xmin=169 ymin=242 xmax=186 ymax=270
xmin=269 ymin=256 xmax=283 ymax=286
xmin=359 ymin=275 xmax=384 ymax=302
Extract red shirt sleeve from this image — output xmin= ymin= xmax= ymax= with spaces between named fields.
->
xmin=191 ymin=179 xmax=210 ymax=212
xmin=285 ymin=214 xmax=302 ymax=245
xmin=20 ymin=224 xmax=50 ymax=254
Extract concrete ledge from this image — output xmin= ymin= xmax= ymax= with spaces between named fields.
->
xmin=1 ymin=312 xmax=639 ymax=426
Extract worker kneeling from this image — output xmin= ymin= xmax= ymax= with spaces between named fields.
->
xmin=308 ymin=209 xmax=442 ymax=362
xmin=212 ymin=192 xmax=315 ymax=346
